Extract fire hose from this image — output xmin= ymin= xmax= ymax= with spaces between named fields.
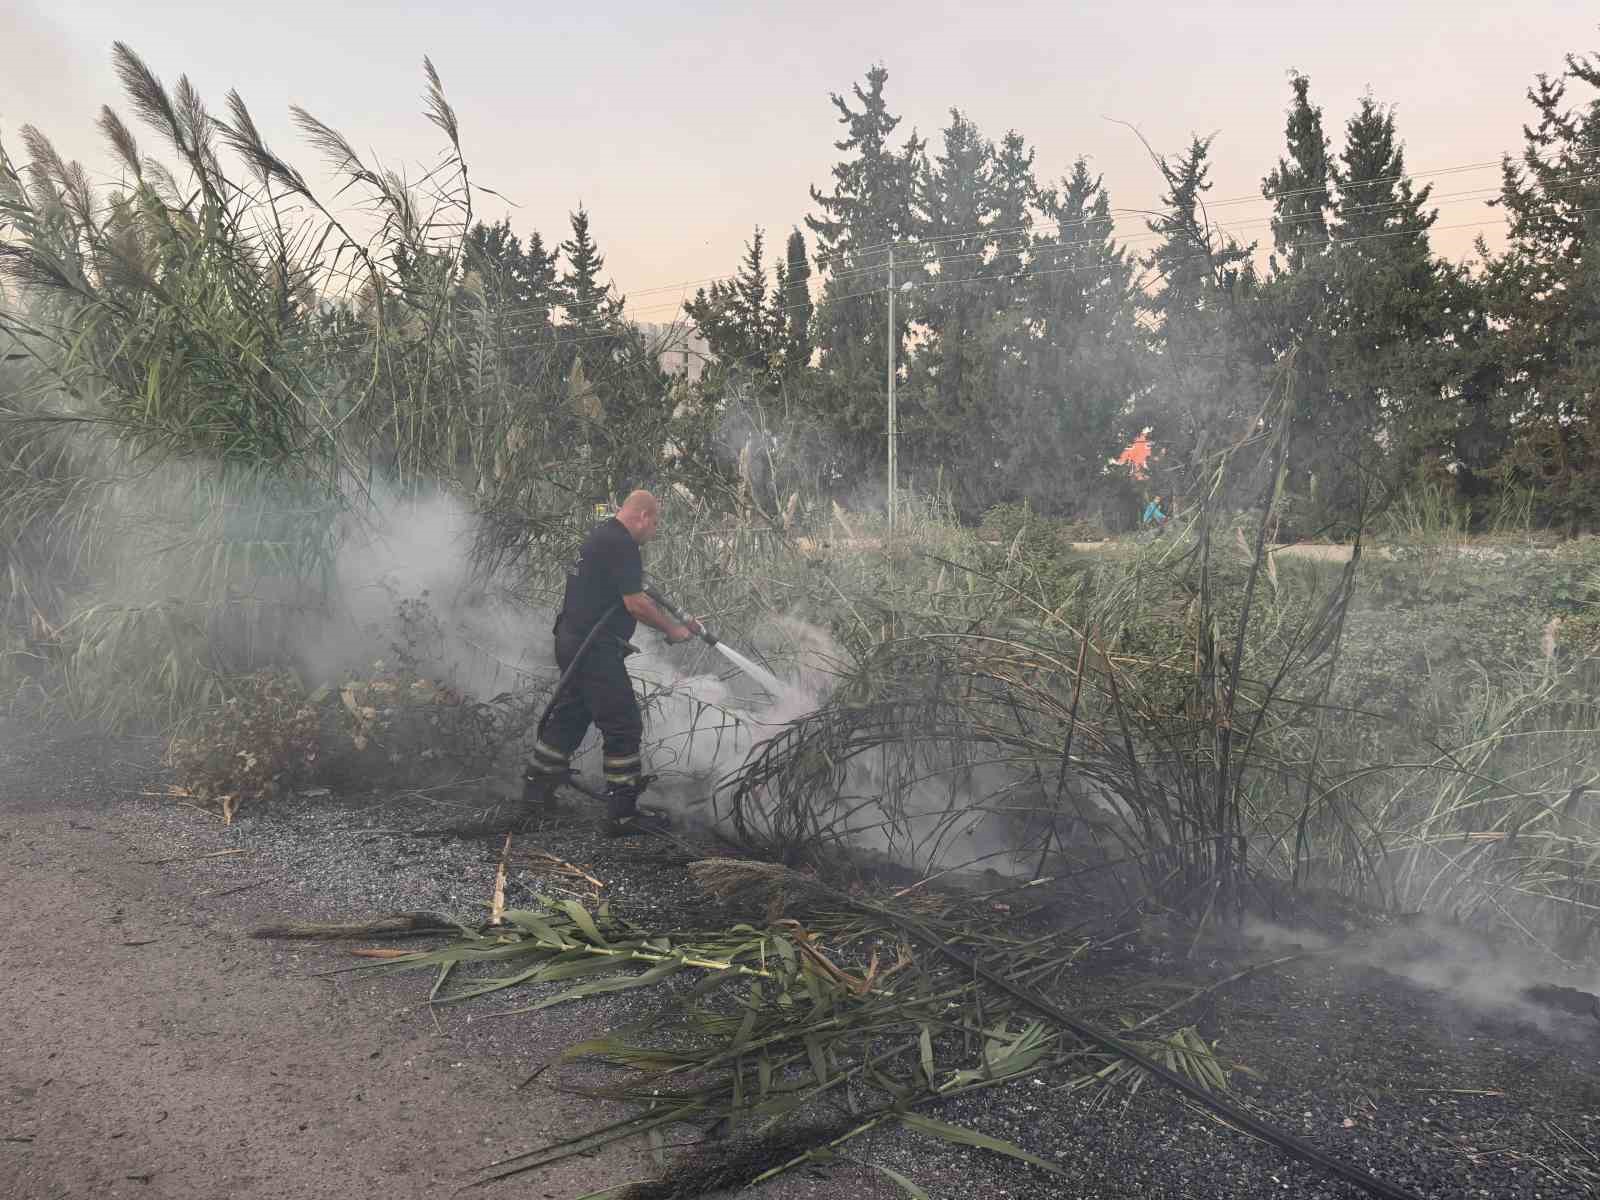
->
xmin=531 ymin=586 xmax=708 ymax=737
xmin=532 ymin=602 xmax=622 ymax=740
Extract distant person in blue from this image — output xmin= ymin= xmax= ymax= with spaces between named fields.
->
xmin=1141 ymin=495 xmax=1168 ymax=531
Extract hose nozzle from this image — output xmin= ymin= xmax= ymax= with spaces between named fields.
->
xmin=645 ymin=586 xmax=717 ymax=646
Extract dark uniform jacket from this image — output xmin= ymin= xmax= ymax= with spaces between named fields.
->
xmin=558 ymin=517 xmax=642 ymax=646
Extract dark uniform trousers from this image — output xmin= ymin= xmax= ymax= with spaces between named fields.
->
xmin=528 ymin=625 xmax=644 ymax=815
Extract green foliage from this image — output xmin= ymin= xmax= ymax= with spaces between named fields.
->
xmin=162 ymin=588 xmax=535 ymax=817
xmin=1377 ymin=479 xmax=1471 ymax=544
xmin=683 ymin=227 xmax=787 ymax=386
xmin=1257 ymin=75 xmax=1444 ymax=526
xmin=1481 ymin=50 xmax=1600 ymax=531
xmin=802 ymin=64 xmax=925 ymax=480
xmin=1004 ymin=159 xmax=1146 ymax=520
xmin=318 ymin=590 xmax=532 ymax=789
xmin=7 ymin=37 xmax=1600 ymax=970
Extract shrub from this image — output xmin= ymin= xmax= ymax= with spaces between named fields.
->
xmin=316 ymin=661 xmax=528 ymax=790
xmin=165 ymin=670 xmax=320 ymax=822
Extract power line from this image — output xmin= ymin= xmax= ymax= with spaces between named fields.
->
xmin=9 ymin=160 xmax=1593 ymax=368
xmin=8 ymin=146 xmax=1567 ymax=342
xmin=835 ymin=157 xmax=1509 ymax=265
xmin=246 ymin=200 xmax=1579 ymax=367
xmin=328 ymin=153 xmax=1525 ymax=321
xmin=309 ymin=172 xmax=1521 ymax=338
xmin=626 ymin=157 xmax=1581 ymax=309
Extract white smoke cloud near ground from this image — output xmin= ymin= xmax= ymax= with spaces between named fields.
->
xmin=626 ymin=614 xmax=841 ymax=823
xmin=295 ymin=490 xmax=551 ymax=703
xmin=292 ymin=492 xmax=844 ymax=826
xmin=289 ymin=495 xmax=1101 ymax=876
xmin=1243 ymin=915 xmax=1600 ymax=1037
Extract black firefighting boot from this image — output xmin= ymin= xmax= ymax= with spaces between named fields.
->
xmin=603 ymin=777 xmax=671 ymax=837
xmin=524 ymin=737 xmax=574 ymax=808
xmin=521 ymin=763 xmax=563 ymax=808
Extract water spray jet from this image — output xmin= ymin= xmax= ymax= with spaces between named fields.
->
xmin=644 ymin=585 xmax=789 ymax=700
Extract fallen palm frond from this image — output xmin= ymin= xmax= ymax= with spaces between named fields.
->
xmin=249 ymin=911 xmax=458 ymax=939
xmin=332 ymin=862 xmax=1418 ymax=1200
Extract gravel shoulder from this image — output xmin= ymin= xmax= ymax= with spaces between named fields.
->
xmin=0 ymin=722 xmax=637 ymax=1200
xmin=2 ymin=717 xmax=1596 ymax=1200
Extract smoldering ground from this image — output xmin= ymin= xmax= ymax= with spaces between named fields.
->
xmin=1243 ymin=914 xmax=1600 ymax=1036
xmin=284 ymin=493 xmax=1045 ymax=870
xmin=279 ymin=491 xmax=851 ymax=828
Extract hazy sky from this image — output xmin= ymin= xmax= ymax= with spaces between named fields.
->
xmin=4 ymin=1 xmax=1595 ymax=322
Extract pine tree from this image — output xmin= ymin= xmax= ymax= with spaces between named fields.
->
xmin=550 ymin=206 xmax=668 ymax=496
xmin=1262 ymin=73 xmax=1332 ymax=272
xmin=1003 ymin=158 xmax=1147 ymax=515
xmin=1142 ymin=134 xmax=1261 ymax=488
xmin=1482 ymin=50 xmax=1600 ymax=529
xmin=806 ymin=65 xmax=924 ymax=272
xmin=1258 ymin=75 xmax=1338 ymax=520
xmin=1324 ymin=92 xmax=1442 ymax=510
xmin=465 ymin=218 xmax=560 ymax=347
xmin=803 ymin=65 xmax=926 ymax=484
xmin=1144 ymin=136 xmax=1254 ymax=340
xmin=899 ymin=116 xmax=1051 ymax=515
xmin=988 ymin=130 xmax=1037 ymax=286
xmin=911 ymin=109 xmax=999 ymax=494
xmin=557 ymin=205 xmax=622 ymax=335
xmin=778 ymin=227 xmax=812 ymax=374
xmin=683 ymin=227 xmax=781 ymax=381
xmin=1332 ymin=96 xmax=1434 ymax=249
xmin=1252 ymin=77 xmax=1448 ymax=531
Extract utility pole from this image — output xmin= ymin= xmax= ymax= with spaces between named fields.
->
xmin=886 ymin=245 xmax=897 ymax=534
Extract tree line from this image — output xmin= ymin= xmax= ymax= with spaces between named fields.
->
xmin=6 ymin=42 xmax=1597 ymax=537
xmin=470 ymin=48 xmax=1600 ymax=535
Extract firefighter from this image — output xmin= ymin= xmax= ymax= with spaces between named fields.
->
xmin=523 ymin=490 xmax=699 ymax=835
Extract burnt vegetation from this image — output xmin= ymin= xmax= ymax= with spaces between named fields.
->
xmin=3 ymin=39 xmax=1600 ymax=1200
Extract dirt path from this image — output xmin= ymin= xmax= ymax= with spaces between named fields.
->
xmin=0 ymin=722 xmax=874 ymax=1200
xmin=0 ymin=726 xmax=637 ymax=1200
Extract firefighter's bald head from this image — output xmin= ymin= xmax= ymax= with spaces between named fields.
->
xmin=617 ymin=489 xmax=661 ymax=543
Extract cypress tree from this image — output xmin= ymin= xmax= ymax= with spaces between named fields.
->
xmin=1325 ymin=92 xmax=1443 ymax=512
xmin=803 ymin=64 xmax=926 ymax=485
xmin=778 ymin=227 xmax=813 ymax=374
xmin=1258 ymin=74 xmax=1339 ymax=521
xmin=1142 ymin=135 xmax=1262 ymax=496
xmin=1006 ymin=158 xmax=1147 ymax=516
xmin=683 ymin=226 xmax=780 ymax=380
xmin=1262 ymin=73 xmax=1332 ymax=271
xmin=911 ymin=108 xmax=999 ymax=499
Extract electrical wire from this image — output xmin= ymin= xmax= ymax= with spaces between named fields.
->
xmin=8 ymin=155 xmax=1595 ymax=367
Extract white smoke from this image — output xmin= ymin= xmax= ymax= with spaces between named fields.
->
xmin=1243 ymin=915 xmax=1600 ymax=1034
xmin=290 ymin=492 xmax=845 ymax=826
xmin=295 ymin=491 xmax=550 ymax=702
xmin=284 ymin=495 xmax=1063 ymax=875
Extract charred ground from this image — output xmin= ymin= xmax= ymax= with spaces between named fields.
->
xmin=4 ymin=718 xmax=1595 ymax=1200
